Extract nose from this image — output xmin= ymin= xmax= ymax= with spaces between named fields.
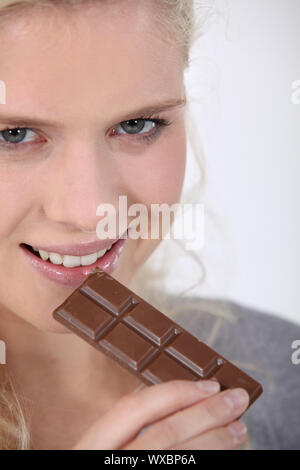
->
xmin=42 ymin=142 xmax=120 ymax=233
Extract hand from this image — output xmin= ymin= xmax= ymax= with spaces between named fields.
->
xmin=72 ymin=379 xmax=249 ymax=450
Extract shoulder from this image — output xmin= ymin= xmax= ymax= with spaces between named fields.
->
xmin=165 ymin=295 xmax=300 ymax=450
xmin=166 ymin=295 xmax=300 ymax=364
xmin=166 ymin=294 xmax=300 ymax=337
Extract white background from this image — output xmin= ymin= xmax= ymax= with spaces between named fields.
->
xmin=182 ymin=0 xmax=299 ymax=324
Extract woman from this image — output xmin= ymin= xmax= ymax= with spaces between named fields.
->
xmin=0 ymin=0 xmax=298 ymax=450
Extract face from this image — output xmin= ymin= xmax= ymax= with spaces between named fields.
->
xmin=0 ymin=1 xmax=186 ymax=333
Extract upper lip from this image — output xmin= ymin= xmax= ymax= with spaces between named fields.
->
xmin=23 ymin=230 xmax=127 ymax=257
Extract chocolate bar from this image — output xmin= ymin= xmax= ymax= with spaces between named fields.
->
xmin=52 ymin=268 xmax=263 ymax=409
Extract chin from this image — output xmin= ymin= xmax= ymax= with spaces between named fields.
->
xmin=41 ymin=319 xmax=73 ymax=334
xmin=8 ymin=306 xmax=73 ymax=334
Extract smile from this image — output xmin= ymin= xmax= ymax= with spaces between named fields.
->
xmin=19 ymin=236 xmax=127 ymax=287
xmin=23 ymin=242 xmax=116 ymax=267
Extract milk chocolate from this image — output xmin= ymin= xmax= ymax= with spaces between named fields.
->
xmin=52 ymin=268 xmax=263 ymax=408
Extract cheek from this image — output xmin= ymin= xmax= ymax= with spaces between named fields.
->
xmin=0 ymin=167 xmax=35 ymax=242
xmin=115 ymin=122 xmax=186 ymax=277
xmin=119 ymin=121 xmax=186 ymax=205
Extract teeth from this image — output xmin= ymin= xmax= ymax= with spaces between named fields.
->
xmin=97 ymin=248 xmax=107 ymax=258
xmin=35 ymin=244 xmax=113 ymax=267
xmin=49 ymin=252 xmax=63 ymax=265
xmin=80 ymin=253 xmax=98 ymax=266
xmin=62 ymin=255 xmax=81 ymax=268
xmin=39 ymin=250 xmax=49 ymax=261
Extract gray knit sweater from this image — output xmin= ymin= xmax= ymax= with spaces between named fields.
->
xmin=165 ymin=296 xmax=300 ymax=450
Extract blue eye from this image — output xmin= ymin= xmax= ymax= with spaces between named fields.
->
xmin=113 ymin=117 xmax=171 ymax=143
xmin=118 ymin=119 xmax=156 ymax=135
xmin=0 ymin=128 xmax=38 ymax=145
xmin=0 ymin=116 xmax=172 ymax=154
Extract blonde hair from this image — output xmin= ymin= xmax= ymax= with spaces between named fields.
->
xmin=0 ymin=0 xmax=253 ymax=450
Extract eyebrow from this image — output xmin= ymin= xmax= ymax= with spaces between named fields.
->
xmin=0 ymin=97 xmax=186 ymax=128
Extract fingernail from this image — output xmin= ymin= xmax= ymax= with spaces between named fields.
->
xmin=196 ymin=380 xmax=220 ymax=393
xmin=227 ymin=421 xmax=247 ymax=441
xmin=223 ymin=389 xmax=249 ymax=409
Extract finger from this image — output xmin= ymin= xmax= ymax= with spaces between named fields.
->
xmin=127 ymin=387 xmax=249 ymax=450
xmin=170 ymin=420 xmax=248 ymax=450
xmin=73 ymin=379 xmax=220 ymax=449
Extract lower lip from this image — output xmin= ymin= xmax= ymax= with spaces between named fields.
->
xmin=20 ymin=238 xmax=127 ymax=287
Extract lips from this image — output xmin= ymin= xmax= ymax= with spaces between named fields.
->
xmin=29 ymin=237 xmax=122 ymax=257
xmin=20 ymin=236 xmax=127 ymax=287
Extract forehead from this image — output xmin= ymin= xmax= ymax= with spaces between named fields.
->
xmin=0 ymin=2 xmax=184 ymax=120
